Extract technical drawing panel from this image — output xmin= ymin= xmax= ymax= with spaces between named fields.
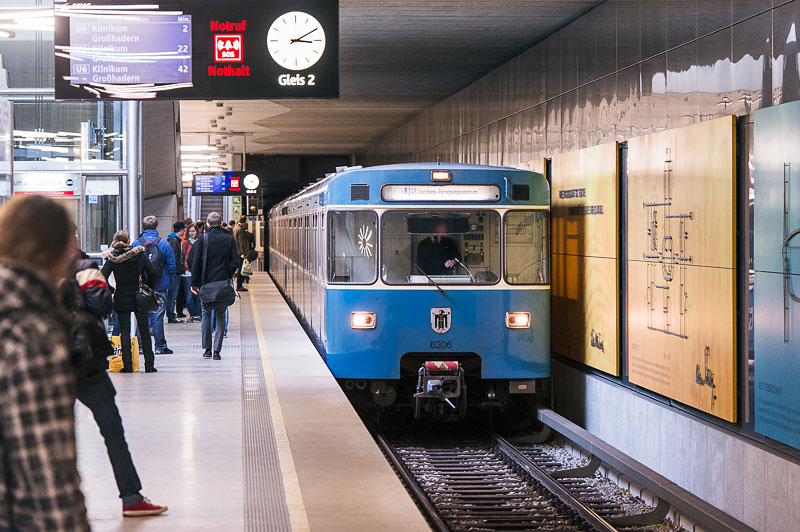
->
xmin=626 ymin=117 xmax=736 ymax=422
xmin=753 ymin=101 xmax=800 ymax=450
xmin=551 ymin=254 xmax=619 ymax=375
xmin=550 ymin=142 xmax=619 ymax=375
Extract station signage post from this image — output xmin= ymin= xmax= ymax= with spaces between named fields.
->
xmin=54 ymin=0 xmax=338 ymax=100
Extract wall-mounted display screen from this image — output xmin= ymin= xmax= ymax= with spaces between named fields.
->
xmin=193 ymin=172 xmax=259 ymax=196
xmin=55 ymin=0 xmax=338 ymax=100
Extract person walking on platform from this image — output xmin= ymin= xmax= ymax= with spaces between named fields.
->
xmin=182 ymin=223 xmax=202 ymax=321
xmin=233 ymin=214 xmax=249 ymax=291
xmin=62 ymin=249 xmax=168 ymax=517
xmin=0 ymin=195 xmax=90 ymax=532
xmin=132 ymin=216 xmax=176 ymax=355
xmin=101 ymin=231 xmax=158 ymax=372
xmin=191 ymin=212 xmax=239 ymax=360
xmin=166 ymin=221 xmax=186 ymax=324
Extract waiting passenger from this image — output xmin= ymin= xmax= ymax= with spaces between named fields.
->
xmin=62 ymin=249 xmax=168 ymax=517
xmin=191 ymin=212 xmax=239 ymax=360
xmin=101 ymin=231 xmax=158 ymax=372
xmin=132 ymin=216 xmax=177 ymax=355
xmin=233 ymin=214 xmax=250 ymax=291
xmin=416 ymin=221 xmax=462 ymax=275
xmin=182 ymin=223 xmax=202 ymax=321
xmin=166 ymin=221 xmax=187 ymax=324
xmin=0 ymin=195 xmax=90 ymax=532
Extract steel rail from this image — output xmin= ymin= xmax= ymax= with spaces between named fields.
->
xmin=374 ymin=433 xmax=450 ymax=532
xmin=492 ymin=432 xmax=619 ymax=532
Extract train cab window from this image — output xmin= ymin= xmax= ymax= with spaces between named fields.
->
xmin=328 ymin=211 xmax=377 ymax=284
xmin=381 ymin=210 xmax=500 ymax=285
xmin=504 ymin=210 xmax=550 ymax=285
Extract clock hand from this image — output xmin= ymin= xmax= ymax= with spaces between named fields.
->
xmin=294 ymin=39 xmax=313 ymax=43
xmin=290 ymin=27 xmax=317 ymax=43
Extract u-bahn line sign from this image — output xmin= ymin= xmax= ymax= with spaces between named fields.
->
xmin=54 ymin=0 xmax=338 ymax=100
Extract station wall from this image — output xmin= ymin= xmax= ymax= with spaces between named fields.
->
xmin=359 ymin=1 xmax=800 ymax=529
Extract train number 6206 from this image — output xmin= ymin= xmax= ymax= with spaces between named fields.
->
xmin=430 ymin=340 xmax=453 ymax=349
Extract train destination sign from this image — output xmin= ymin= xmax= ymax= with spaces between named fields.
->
xmin=193 ymin=172 xmax=260 ymax=196
xmin=55 ymin=0 xmax=339 ymax=100
xmin=381 ymin=184 xmax=501 ymax=203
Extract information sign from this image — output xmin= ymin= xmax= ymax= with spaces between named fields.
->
xmin=193 ymin=171 xmax=259 ymax=196
xmin=55 ymin=0 xmax=338 ymax=100
xmin=381 ymin=184 xmax=501 ymax=203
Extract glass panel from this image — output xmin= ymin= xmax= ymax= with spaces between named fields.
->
xmin=328 ymin=210 xmax=377 ymax=284
xmin=504 ymin=210 xmax=549 ymax=285
xmin=381 ymin=210 xmax=500 ymax=285
xmin=84 ymin=175 xmax=121 ymax=253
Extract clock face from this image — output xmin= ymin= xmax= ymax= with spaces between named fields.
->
xmin=267 ymin=11 xmax=326 ymax=71
xmin=243 ymin=174 xmax=260 ymax=190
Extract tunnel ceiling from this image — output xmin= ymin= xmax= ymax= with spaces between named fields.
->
xmin=179 ymin=0 xmax=603 ymax=158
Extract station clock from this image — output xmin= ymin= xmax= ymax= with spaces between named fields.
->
xmin=267 ymin=11 xmax=326 ymax=71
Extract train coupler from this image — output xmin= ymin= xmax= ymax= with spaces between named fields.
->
xmin=414 ymin=361 xmax=467 ymax=420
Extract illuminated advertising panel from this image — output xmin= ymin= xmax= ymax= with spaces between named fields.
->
xmin=54 ymin=0 xmax=338 ymax=100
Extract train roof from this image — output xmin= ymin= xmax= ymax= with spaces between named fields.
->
xmin=271 ymin=162 xmax=548 ymax=215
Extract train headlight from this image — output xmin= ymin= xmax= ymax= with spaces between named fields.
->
xmin=351 ymin=311 xmax=377 ymax=329
xmin=505 ymin=312 xmax=531 ymax=329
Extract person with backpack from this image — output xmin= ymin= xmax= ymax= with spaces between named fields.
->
xmin=62 ymin=249 xmax=168 ymax=517
xmin=166 ymin=221 xmax=186 ymax=324
xmin=132 ymin=215 xmax=176 ymax=355
xmin=101 ymin=231 xmax=158 ymax=372
xmin=190 ymin=212 xmax=239 ymax=360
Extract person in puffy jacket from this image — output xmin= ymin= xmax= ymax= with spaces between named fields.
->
xmin=101 ymin=231 xmax=158 ymax=372
xmin=61 ymin=249 xmax=167 ymax=518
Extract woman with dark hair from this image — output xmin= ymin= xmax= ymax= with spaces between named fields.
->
xmin=181 ymin=223 xmax=201 ymax=321
xmin=101 ymin=231 xmax=158 ymax=373
xmin=0 ymin=195 xmax=90 ymax=532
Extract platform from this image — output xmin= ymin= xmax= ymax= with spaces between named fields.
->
xmin=75 ymin=273 xmax=428 ymax=531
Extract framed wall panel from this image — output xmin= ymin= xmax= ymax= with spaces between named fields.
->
xmin=626 ymin=116 xmax=737 ymax=422
xmin=753 ymin=101 xmax=800 ymax=450
xmin=551 ymin=142 xmax=619 ymax=375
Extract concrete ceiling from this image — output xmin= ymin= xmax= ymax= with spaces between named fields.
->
xmin=179 ymin=0 xmax=603 ymax=158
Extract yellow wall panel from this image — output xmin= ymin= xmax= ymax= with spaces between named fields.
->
xmin=626 ymin=116 xmax=737 ymax=422
xmin=551 ymin=142 xmax=619 ymax=375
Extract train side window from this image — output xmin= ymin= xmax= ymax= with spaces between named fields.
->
xmin=328 ymin=210 xmax=377 ymax=284
xmin=504 ymin=210 xmax=550 ymax=285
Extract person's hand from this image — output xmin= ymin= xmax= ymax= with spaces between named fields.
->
xmin=191 ymin=286 xmax=199 ymax=295
xmin=445 ymin=259 xmax=455 ymax=268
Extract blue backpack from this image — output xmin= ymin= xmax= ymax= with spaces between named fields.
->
xmin=144 ymin=237 xmax=164 ymax=284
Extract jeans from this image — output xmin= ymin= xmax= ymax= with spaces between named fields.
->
xmin=166 ymin=274 xmax=179 ymax=321
xmin=211 ymin=308 xmax=228 ymax=335
xmin=76 ymin=374 xmax=142 ymax=502
xmin=149 ymin=290 xmax=169 ymax=352
xmin=183 ymin=276 xmax=200 ymax=317
xmin=118 ymin=310 xmax=154 ymax=370
xmin=201 ymin=303 xmax=227 ymax=353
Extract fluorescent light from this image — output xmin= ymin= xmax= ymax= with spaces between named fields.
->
xmin=180 ymin=145 xmax=217 ymax=152
xmin=0 ymin=30 xmax=15 ymax=39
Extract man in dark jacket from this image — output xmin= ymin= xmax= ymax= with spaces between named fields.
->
xmin=417 ymin=221 xmax=462 ymax=276
xmin=191 ymin=212 xmax=239 ymax=360
xmin=166 ymin=221 xmax=186 ymax=324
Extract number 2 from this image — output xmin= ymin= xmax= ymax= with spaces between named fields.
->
xmin=308 ymin=74 xmax=316 ymax=86
xmin=182 ymin=25 xmax=189 ymax=32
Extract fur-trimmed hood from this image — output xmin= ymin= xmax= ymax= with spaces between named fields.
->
xmin=101 ymin=245 xmax=143 ymax=263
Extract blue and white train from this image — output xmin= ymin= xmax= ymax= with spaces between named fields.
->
xmin=269 ymin=163 xmax=550 ymax=420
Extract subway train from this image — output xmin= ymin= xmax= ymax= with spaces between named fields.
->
xmin=269 ymin=163 xmax=550 ymax=421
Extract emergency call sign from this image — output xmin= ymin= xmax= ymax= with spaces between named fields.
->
xmin=214 ymin=34 xmax=242 ymax=62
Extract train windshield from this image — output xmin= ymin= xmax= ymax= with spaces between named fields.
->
xmin=381 ymin=210 xmax=500 ymax=285
xmin=328 ymin=210 xmax=378 ymax=284
xmin=504 ymin=210 xmax=549 ymax=284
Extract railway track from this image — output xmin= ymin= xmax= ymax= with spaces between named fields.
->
xmin=377 ymin=431 xmax=667 ymax=532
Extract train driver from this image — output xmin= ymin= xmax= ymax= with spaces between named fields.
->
xmin=417 ymin=221 xmax=462 ymax=275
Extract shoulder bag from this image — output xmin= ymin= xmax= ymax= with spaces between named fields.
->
xmin=198 ymin=234 xmax=236 ymax=310
xmin=135 ymin=254 xmax=164 ymax=312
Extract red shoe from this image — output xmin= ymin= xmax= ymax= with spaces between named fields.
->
xmin=122 ymin=497 xmax=168 ymax=517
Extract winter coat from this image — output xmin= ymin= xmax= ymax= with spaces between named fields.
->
xmin=182 ymin=238 xmax=195 ymax=271
xmin=75 ymin=257 xmax=112 ymax=319
xmin=0 ymin=263 xmax=90 ymax=532
xmin=101 ymin=245 xmax=157 ymax=312
xmin=167 ymin=232 xmax=186 ymax=275
xmin=190 ymin=226 xmax=240 ymax=288
xmin=132 ymin=228 xmax=176 ymax=292
xmin=233 ymin=222 xmax=249 ymax=257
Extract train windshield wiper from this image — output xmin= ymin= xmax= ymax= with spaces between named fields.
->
xmin=414 ymin=262 xmax=446 ymax=294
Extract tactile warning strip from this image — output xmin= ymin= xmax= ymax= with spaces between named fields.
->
xmin=239 ymin=300 xmax=293 ymax=532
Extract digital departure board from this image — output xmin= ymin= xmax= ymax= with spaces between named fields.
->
xmin=55 ymin=0 xmax=339 ymax=100
xmin=193 ymin=172 xmax=259 ymax=196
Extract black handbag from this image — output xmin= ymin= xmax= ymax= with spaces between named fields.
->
xmin=136 ymin=278 xmax=163 ymax=313
xmin=198 ymin=234 xmax=236 ymax=311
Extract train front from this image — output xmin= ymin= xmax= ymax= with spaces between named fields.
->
xmin=323 ymin=164 xmax=550 ymax=420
